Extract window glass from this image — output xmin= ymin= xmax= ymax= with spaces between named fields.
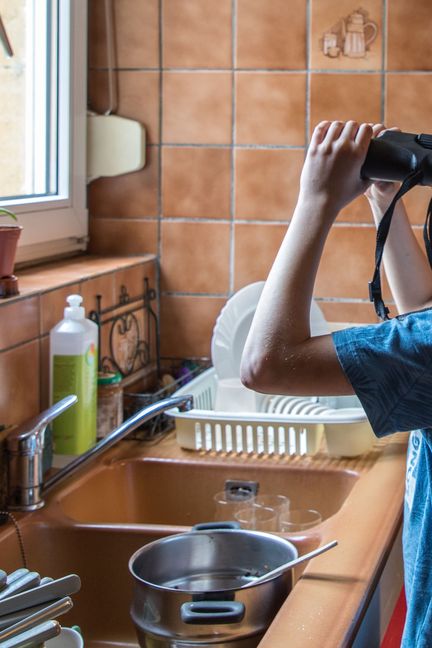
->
xmin=0 ymin=0 xmax=58 ymax=200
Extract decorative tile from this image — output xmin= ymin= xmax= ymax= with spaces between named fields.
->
xmin=88 ymin=219 xmax=159 ymax=256
xmin=88 ymin=0 xmax=159 ymax=69
xmin=235 ymin=149 xmax=304 ymax=220
xmin=160 ymin=295 xmax=226 ymax=358
xmin=388 ymin=0 xmax=432 ymax=70
xmin=310 ymin=0 xmax=382 ymax=70
xmin=88 ymin=147 xmax=159 ymax=219
xmin=0 ymin=297 xmax=39 ymax=351
xmin=162 ymin=147 xmax=231 ymax=218
xmin=236 ymin=0 xmax=306 ymax=69
xmin=163 ymin=0 xmax=232 ymax=68
xmin=88 ymin=70 xmax=160 ymax=144
xmin=234 ymin=223 xmax=288 ymax=290
xmin=310 ymin=73 xmax=382 ymax=127
xmin=386 ymin=74 xmax=432 ymax=133
xmin=160 ymin=221 xmax=230 ymax=293
xmin=235 ymin=73 xmax=306 ymax=145
xmin=162 ymin=72 xmax=232 ymax=144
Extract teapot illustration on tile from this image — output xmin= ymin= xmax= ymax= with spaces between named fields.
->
xmin=342 ymin=10 xmax=378 ymax=58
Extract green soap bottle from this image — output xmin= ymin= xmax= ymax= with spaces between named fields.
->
xmin=49 ymin=295 xmax=98 ymax=454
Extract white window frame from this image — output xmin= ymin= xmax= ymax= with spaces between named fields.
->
xmin=0 ymin=0 xmax=88 ymax=264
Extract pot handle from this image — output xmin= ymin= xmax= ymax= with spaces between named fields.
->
xmin=192 ymin=521 xmax=241 ymax=531
xmin=181 ymin=600 xmax=245 ymax=625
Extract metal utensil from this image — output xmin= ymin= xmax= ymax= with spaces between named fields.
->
xmin=0 ymin=596 xmax=72 ymax=638
xmin=241 ymin=540 xmax=338 ymax=588
xmin=0 ymin=574 xmax=81 ymax=616
xmin=2 ymin=620 xmax=61 ymax=647
xmin=0 ymin=573 xmax=40 ymax=601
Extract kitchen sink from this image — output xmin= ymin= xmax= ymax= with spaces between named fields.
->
xmin=0 ymin=514 xmax=318 ymax=647
xmin=1 ymin=519 xmax=165 ymax=646
xmin=53 ymin=457 xmax=359 ymax=526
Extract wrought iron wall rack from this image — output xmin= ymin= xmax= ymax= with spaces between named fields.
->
xmin=89 ymin=277 xmax=160 ymax=380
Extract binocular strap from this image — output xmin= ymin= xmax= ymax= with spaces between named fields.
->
xmin=369 ymin=168 xmax=425 ymax=320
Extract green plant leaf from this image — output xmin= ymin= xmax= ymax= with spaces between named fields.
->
xmin=0 ymin=208 xmax=17 ymax=221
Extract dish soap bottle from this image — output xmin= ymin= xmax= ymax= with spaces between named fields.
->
xmin=50 ymin=294 xmax=98 ymax=454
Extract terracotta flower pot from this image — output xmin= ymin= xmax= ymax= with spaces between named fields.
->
xmin=0 ymin=225 xmax=22 ymax=277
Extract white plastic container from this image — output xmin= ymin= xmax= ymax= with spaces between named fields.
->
xmin=50 ymin=295 xmax=98 ymax=455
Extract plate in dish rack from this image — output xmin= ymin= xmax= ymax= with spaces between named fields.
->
xmin=211 ymin=281 xmax=330 ymax=379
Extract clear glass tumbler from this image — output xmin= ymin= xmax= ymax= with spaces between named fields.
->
xmin=234 ymin=506 xmax=278 ymax=532
xmin=278 ymin=509 xmax=322 ymax=533
xmin=213 ymin=490 xmax=255 ymax=522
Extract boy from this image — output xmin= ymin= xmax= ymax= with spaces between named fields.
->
xmin=240 ymin=120 xmax=432 ymax=648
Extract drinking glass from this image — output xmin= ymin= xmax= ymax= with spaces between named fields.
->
xmin=278 ymin=509 xmax=322 ymax=533
xmin=235 ymin=506 xmax=278 ymax=531
xmin=213 ymin=490 xmax=255 ymax=522
xmin=254 ymin=494 xmax=290 ymax=525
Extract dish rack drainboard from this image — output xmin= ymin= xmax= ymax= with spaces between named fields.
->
xmin=167 ymin=368 xmax=371 ymax=456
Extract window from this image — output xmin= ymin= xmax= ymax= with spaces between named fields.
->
xmin=0 ymin=0 xmax=87 ymax=264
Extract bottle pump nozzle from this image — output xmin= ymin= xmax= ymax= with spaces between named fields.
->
xmin=65 ymin=294 xmax=85 ymax=319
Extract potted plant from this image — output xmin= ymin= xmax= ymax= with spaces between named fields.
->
xmin=0 ymin=208 xmax=21 ymax=278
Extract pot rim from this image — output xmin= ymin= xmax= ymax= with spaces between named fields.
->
xmin=129 ymin=528 xmax=297 ymax=594
xmin=0 ymin=224 xmax=23 ymax=231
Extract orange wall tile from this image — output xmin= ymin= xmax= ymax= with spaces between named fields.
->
xmin=236 ymin=0 xmax=306 ymax=69
xmin=235 ymin=73 xmax=306 ymax=145
xmin=162 ymin=72 xmax=232 ymax=144
xmin=163 ymin=0 xmax=232 ymax=68
xmin=86 ymin=0 xmax=432 ymax=359
xmin=162 ymin=147 xmax=231 ymax=219
xmin=161 ymin=221 xmax=230 ymax=294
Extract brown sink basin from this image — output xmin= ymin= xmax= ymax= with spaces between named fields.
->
xmin=1 ymin=515 xmax=317 ymax=647
xmin=1 ymin=519 xmax=167 ymax=646
xmin=53 ymin=458 xmax=359 ymax=526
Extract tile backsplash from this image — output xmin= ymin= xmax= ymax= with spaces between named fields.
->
xmin=87 ymin=0 xmax=432 ymax=358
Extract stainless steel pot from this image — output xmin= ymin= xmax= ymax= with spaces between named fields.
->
xmin=129 ymin=523 xmax=298 ymax=647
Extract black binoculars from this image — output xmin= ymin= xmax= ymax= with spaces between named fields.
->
xmin=361 ymin=131 xmax=432 ymax=185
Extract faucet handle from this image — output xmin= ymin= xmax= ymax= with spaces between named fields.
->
xmin=6 ymin=395 xmax=78 ymax=454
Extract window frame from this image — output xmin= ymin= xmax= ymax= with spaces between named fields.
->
xmin=0 ymin=0 xmax=88 ymax=265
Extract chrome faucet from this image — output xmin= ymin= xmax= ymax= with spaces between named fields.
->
xmin=6 ymin=393 xmax=193 ymax=511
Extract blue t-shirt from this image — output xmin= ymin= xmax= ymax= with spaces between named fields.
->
xmin=332 ymin=308 xmax=432 ymax=648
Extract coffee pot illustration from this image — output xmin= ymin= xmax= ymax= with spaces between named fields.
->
xmin=342 ymin=10 xmax=378 ymax=58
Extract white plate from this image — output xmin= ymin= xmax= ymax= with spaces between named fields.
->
xmin=211 ymin=281 xmax=330 ymax=379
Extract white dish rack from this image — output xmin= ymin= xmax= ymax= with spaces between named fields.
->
xmin=167 ymin=368 xmax=375 ymax=457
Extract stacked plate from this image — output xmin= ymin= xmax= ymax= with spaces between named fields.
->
xmin=211 ymin=280 xmax=330 ymax=383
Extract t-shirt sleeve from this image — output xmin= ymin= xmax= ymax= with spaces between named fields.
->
xmin=331 ymin=310 xmax=432 ymax=437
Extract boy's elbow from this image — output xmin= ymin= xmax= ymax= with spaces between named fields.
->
xmin=240 ymin=352 xmax=275 ymax=393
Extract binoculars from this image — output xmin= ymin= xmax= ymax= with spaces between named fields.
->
xmin=361 ymin=131 xmax=432 ymax=185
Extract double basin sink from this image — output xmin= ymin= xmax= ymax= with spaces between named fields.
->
xmin=0 ymin=432 xmax=407 ymax=647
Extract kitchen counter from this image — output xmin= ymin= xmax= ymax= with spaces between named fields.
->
xmin=0 ymin=429 xmax=408 ymax=647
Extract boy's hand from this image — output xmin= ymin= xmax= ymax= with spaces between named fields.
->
xmin=299 ymin=120 xmax=372 ymax=217
xmin=364 ymin=124 xmax=401 ymax=212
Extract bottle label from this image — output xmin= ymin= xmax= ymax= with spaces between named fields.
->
xmin=52 ymin=343 xmax=97 ymax=454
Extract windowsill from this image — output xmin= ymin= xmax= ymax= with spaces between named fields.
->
xmin=7 ymin=253 xmax=157 ymax=302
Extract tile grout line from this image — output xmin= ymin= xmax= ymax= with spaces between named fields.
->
xmin=382 ymin=0 xmax=388 ymax=123
xmin=156 ymin=0 xmax=164 ymax=343
xmin=229 ymin=0 xmax=237 ymax=296
xmin=305 ymin=0 xmax=311 ymax=144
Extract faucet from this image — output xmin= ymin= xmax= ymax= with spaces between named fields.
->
xmin=6 ymin=393 xmax=194 ymax=511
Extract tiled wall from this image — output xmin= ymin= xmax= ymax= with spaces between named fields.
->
xmin=88 ymin=0 xmax=432 ymax=359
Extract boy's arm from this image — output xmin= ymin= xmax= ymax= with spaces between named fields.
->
xmin=365 ymin=139 xmax=432 ymax=314
xmin=240 ymin=120 xmax=373 ymax=397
